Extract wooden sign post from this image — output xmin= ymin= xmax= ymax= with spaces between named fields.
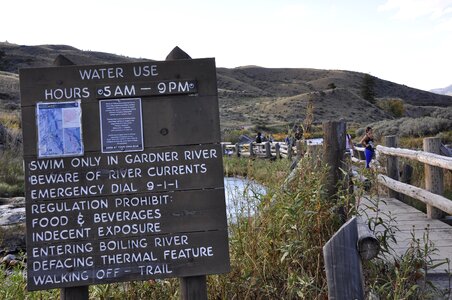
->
xmin=19 ymin=55 xmax=230 ymax=296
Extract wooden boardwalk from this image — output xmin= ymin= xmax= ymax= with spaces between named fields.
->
xmin=359 ymin=196 xmax=452 ymax=294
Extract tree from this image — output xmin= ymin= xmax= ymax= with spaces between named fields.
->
xmin=361 ymin=74 xmax=376 ymax=103
xmin=0 ymin=50 xmax=6 ymax=70
xmin=303 ymin=95 xmax=315 ymax=138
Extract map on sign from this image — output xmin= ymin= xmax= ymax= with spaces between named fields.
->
xmin=36 ymin=101 xmax=84 ymax=158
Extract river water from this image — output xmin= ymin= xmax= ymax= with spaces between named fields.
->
xmin=223 ymin=177 xmax=266 ymax=223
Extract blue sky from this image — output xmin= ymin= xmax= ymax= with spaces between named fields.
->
xmin=2 ymin=0 xmax=452 ymax=91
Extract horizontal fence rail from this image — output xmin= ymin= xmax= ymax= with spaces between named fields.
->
xmin=376 ymin=145 xmax=452 ymax=170
xmin=375 ymin=137 xmax=451 ymax=219
xmin=378 ymin=174 xmax=452 ymax=215
xmin=222 ymin=141 xmax=297 ymax=159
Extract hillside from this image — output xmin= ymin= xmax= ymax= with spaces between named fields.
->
xmin=1 ymin=42 xmax=451 ymax=128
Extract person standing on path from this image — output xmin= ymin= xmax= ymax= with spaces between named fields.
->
xmin=360 ymin=127 xmax=374 ymax=168
xmin=346 ymin=133 xmax=355 ymax=157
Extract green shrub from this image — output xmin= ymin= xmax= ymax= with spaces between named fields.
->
xmin=377 ymin=98 xmax=405 ymax=117
xmin=222 ymin=128 xmax=252 ymax=143
xmin=218 ymin=155 xmax=346 ymax=299
xmin=436 ymin=130 xmax=452 ymax=144
xmin=430 ymin=106 xmax=452 ymax=120
xmin=360 ymin=117 xmax=452 ymax=139
xmin=0 ymin=150 xmax=24 ymax=197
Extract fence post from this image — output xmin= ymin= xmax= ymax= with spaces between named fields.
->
xmin=275 ymin=143 xmax=281 ymax=159
xmin=53 ymin=55 xmax=90 ymax=300
xmin=180 ymin=275 xmax=208 ymax=300
xmin=423 ymin=137 xmax=445 ymax=219
xmin=323 ymin=121 xmax=346 ymax=201
xmin=296 ymin=140 xmax=303 ymax=159
xmin=166 ymin=46 xmax=209 ymax=300
xmin=287 ymin=144 xmax=293 ymax=160
xmin=384 ymin=136 xmax=399 ymax=199
xmin=235 ymin=143 xmax=241 ymax=157
xmin=265 ymin=142 xmax=271 ymax=158
xmin=323 ymin=217 xmax=364 ymax=300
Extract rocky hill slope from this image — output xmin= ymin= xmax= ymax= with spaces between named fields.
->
xmin=1 ymin=42 xmax=451 ymax=128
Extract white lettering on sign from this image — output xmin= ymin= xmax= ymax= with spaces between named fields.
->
xmin=154 ymin=235 xmax=188 ymax=247
xmin=93 ymin=209 xmax=161 ymax=223
xmin=184 ymin=149 xmax=218 ymax=160
xmin=133 ymin=65 xmax=158 ymax=77
xmin=98 ymin=85 xmax=136 ymax=97
xmin=33 ymin=257 xmax=93 ymax=271
xmin=30 ymin=185 xmax=105 ymax=200
xmin=31 ymin=199 xmax=108 ymax=214
xmin=97 ymin=222 xmax=161 ymax=237
xmin=32 ymin=243 xmax=93 ymax=257
xmin=99 ymin=238 xmax=147 ymax=251
xmin=71 ymin=156 xmax=101 ymax=167
xmin=157 ymin=81 xmax=192 ymax=94
xmin=108 ymin=168 xmax=142 ymax=179
xmin=163 ymin=246 xmax=214 ymax=260
xmin=111 ymin=182 xmax=137 ymax=193
xmin=124 ymin=151 xmax=178 ymax=164
xmin=96 ymin=268 xmax=120 ymax=279
xmin=33 ymin=271 xmax=89 ymax=285
xmin=29 ymin=172 xmax=79 ymax=185
xmin=139 ymin=264 xmax=172 ymax=275
xmin=32 ymin=227 xmax=91 ymax=242
xmin=29 ymin=159 xmax=64 ymax=171
xmin=32 ymin=216 xmax=68 ymax=228
xmin=79 ymin=67 xmax=124 ymax=80
xmin=147 ymin=164 xmax=207 ymax=177
xmin=101 ymin=251 xmax=157 ymax=264
xmin=114 ymin=195 xmax=171 ymax=207
xmin=107 ymin=155 xmax=119 ymax=165
xmin=44 ymin=87 xmax=90 ymax=100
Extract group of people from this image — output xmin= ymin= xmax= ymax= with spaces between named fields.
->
xmin=254 ymin=126 xmax=375 ymax=168
xmin=255 ymin=132 xmax=273 ymax=143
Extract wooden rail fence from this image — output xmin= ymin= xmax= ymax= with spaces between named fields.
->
xmin=222 ymin=141 xmax=297 ymax=159
xmin=352 ymin=136 xmax=452 ymax=219
xmin=377 ymin=136 xmax=452 ymax=219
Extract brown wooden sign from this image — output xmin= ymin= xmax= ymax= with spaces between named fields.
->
xmin=19 ymin=58 xmax=229 ymax=291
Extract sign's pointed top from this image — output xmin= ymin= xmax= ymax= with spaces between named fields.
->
xmin=53 ymin=54 xmax=74 ymax=66
xmin=166 ymin=46 xmax=191 ymax=60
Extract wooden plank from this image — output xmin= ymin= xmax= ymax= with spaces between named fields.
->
xmin=26 ymin=189 xmax=227 ymax=242
xmin=19 ymin=59 xmax=218 ymax=105
xmin=23 ymin=144 xmax=224 ymax=201
xmin=359 ymin=196 xmax=452 ymax=275
xmin=323 ymin=217 xmax=364 ymax=300
xmin=27 ymin=229 xmax=230 ymax=291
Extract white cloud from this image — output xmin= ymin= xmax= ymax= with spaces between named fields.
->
xmin=378 ymin=0 xmax=452 ymax=20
